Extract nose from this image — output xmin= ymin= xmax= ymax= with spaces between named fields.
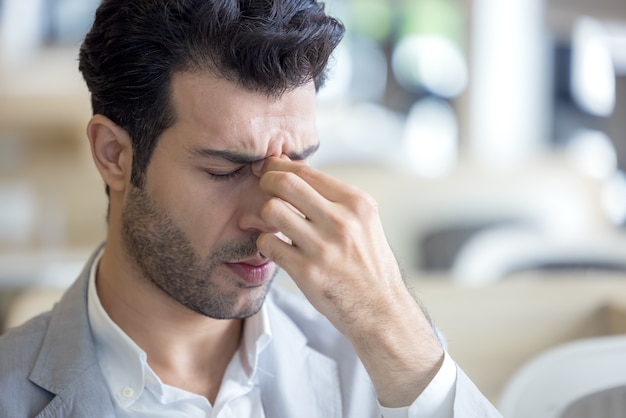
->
xmin=237 ymin=175 xmax=279 ymax=234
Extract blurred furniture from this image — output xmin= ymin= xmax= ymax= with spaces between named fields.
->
xmin=2 ymin=287 xmax=65 ymax=331
xmin=413 ymin=272 xmax=626 ymax=404
xmin=319 ymin=156 xmax=611 ymax=274
xmin=0 ymin=249 xmax=89 ymax=289
xmin=0 ymin=249 xmax=88 ymax=330
xmin=562 ymin=385 xmax=626 ymax=418
xmin=498 ymin=335 xmax=626 ymax=418
xmin=451 ymin=227 xmax=626 ymax=285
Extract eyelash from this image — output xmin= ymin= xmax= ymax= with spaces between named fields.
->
xmin=207 ymin=166 xmax=246 ymax=181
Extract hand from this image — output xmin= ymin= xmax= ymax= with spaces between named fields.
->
xmin=253 ymin=156 xmax=444 ymax=407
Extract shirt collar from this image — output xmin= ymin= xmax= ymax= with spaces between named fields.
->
xmin=86 ymin=248 xmax=273 ymax=408
xmin=87 ymin=250 xmax=146 ymax=407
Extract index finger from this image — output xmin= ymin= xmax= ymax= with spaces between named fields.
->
xmin=253 ymin=156 xmax=353 ymax=203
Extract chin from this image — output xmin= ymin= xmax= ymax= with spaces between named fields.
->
xmin=193 ymin=282 xmax=271 ymax=320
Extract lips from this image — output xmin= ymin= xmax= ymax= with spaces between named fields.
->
xmin=235 ymin=256 xmax=269 ymax=267
xmin=225 ymin=258 xmax=275 ymax=286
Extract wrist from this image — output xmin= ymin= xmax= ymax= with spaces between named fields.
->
xmin=352 ymin=297 xmax=445 ymax=407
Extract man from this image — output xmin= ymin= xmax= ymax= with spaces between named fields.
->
xmin=0 ymin=0 xmax=502 ymax=416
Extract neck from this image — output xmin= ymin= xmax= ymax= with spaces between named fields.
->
xmin=96 ymin=241 xmax=242 ymax=403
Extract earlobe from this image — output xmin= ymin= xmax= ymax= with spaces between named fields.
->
xmin=87 ymin=115 xmax=133 ymax=194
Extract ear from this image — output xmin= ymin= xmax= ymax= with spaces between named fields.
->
xmin=87 ymin=114 xmax=133 ymax=194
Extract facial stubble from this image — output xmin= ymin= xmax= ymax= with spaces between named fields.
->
xmin=121 ymin=185 xmax=276 ymax=319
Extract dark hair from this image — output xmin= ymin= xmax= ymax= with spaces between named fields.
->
xmin=79 ymin=0 xmax=344 ymax=193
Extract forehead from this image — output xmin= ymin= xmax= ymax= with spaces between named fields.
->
xmin=166 ymin=71 xmax=318 ymax=156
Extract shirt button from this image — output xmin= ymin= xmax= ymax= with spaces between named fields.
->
xmin=122 ymin=387 xmax=134 ymax=398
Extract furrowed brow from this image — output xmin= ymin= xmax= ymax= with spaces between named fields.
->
xmin=191 ymin=143 xmax=320 ymax=164
xmin=191 ymin=149 xmax=261 ymax=164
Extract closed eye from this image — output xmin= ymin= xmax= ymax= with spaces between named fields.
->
xmin=206 ymin=166 xmax=247 ymax=181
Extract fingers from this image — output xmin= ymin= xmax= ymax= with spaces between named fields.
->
xmin=251 ymin=155 xmax=383 ymax=290
xmin=257 ymin=232 xmax=303 ymax=278
xmin=259 ymin=195 xmax=317 ymax=254
xmin=253 ymin=156 xmax=354 ymax=204
xmin=254 ymin=156 xmax=376 ymax=225
xmin=258 ymin=170 xmax=330 ymax=224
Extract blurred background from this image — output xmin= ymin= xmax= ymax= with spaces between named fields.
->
xmin=1 ymin=0 xmax=626 ymax=412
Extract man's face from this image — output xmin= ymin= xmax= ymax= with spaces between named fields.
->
xmin=121 ymin=71 xmax=319 ymax=319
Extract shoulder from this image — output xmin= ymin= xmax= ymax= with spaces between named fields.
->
xmin=0 ymin=311 xmax=52 ymax=365
xmin=0 ymin=313 xmax=56 ymax=411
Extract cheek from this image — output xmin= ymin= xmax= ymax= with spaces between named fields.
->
xmin=146 ymin=156 xmax=252 ymax=250
xmin=172 ymin=185 xmax=245 ymax=250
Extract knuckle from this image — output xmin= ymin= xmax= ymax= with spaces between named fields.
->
xmin=348 ymin=189 xmax=378 ymax=217
xmin=332 ymin=216 xmax=353 ymax=238
xmin=260 ymin=197 xmax=284 ymax=221
xmin=281 ymin=172 xmax=302 ymax=191
xmin=293 ymin=164 xmax=314 ymax=180
xmin=322 ymin=219 xmax=355 ymax=256
xmin=271 ymin=171 xmax=302 ymax=194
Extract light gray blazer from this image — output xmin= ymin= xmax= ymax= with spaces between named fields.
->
xmin=0 ymin=249 xmax=502 ymax=417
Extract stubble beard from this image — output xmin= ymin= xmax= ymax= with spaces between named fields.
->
xmin=121 ymin=185 xmax=275 ymax=319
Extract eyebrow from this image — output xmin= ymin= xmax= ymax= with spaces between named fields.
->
xmin=190 ymin=143 xmax=320 ymax=164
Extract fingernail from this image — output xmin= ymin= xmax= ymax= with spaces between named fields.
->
xmin=252 ymin=159 xmax=264 ymax=175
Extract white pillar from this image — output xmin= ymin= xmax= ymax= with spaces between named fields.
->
xmin=468 ymin=0 xmax=551 ymax=166
xmin=0 ymin=0 xmax=45 ymax=67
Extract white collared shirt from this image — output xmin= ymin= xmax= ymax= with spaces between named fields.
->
xmin=87 ymin=252 xmax=454 ymax=417
xmin=87 ymin=253 xmax=271 ymax=418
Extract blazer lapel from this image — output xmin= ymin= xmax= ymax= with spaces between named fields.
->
xmin=33 ymin=365 xmax=114 ymax=418
xmin=29 ymin=247 xmax=115 ymax=417
xmin=259 ymin=297 xmax=342 ymax=418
